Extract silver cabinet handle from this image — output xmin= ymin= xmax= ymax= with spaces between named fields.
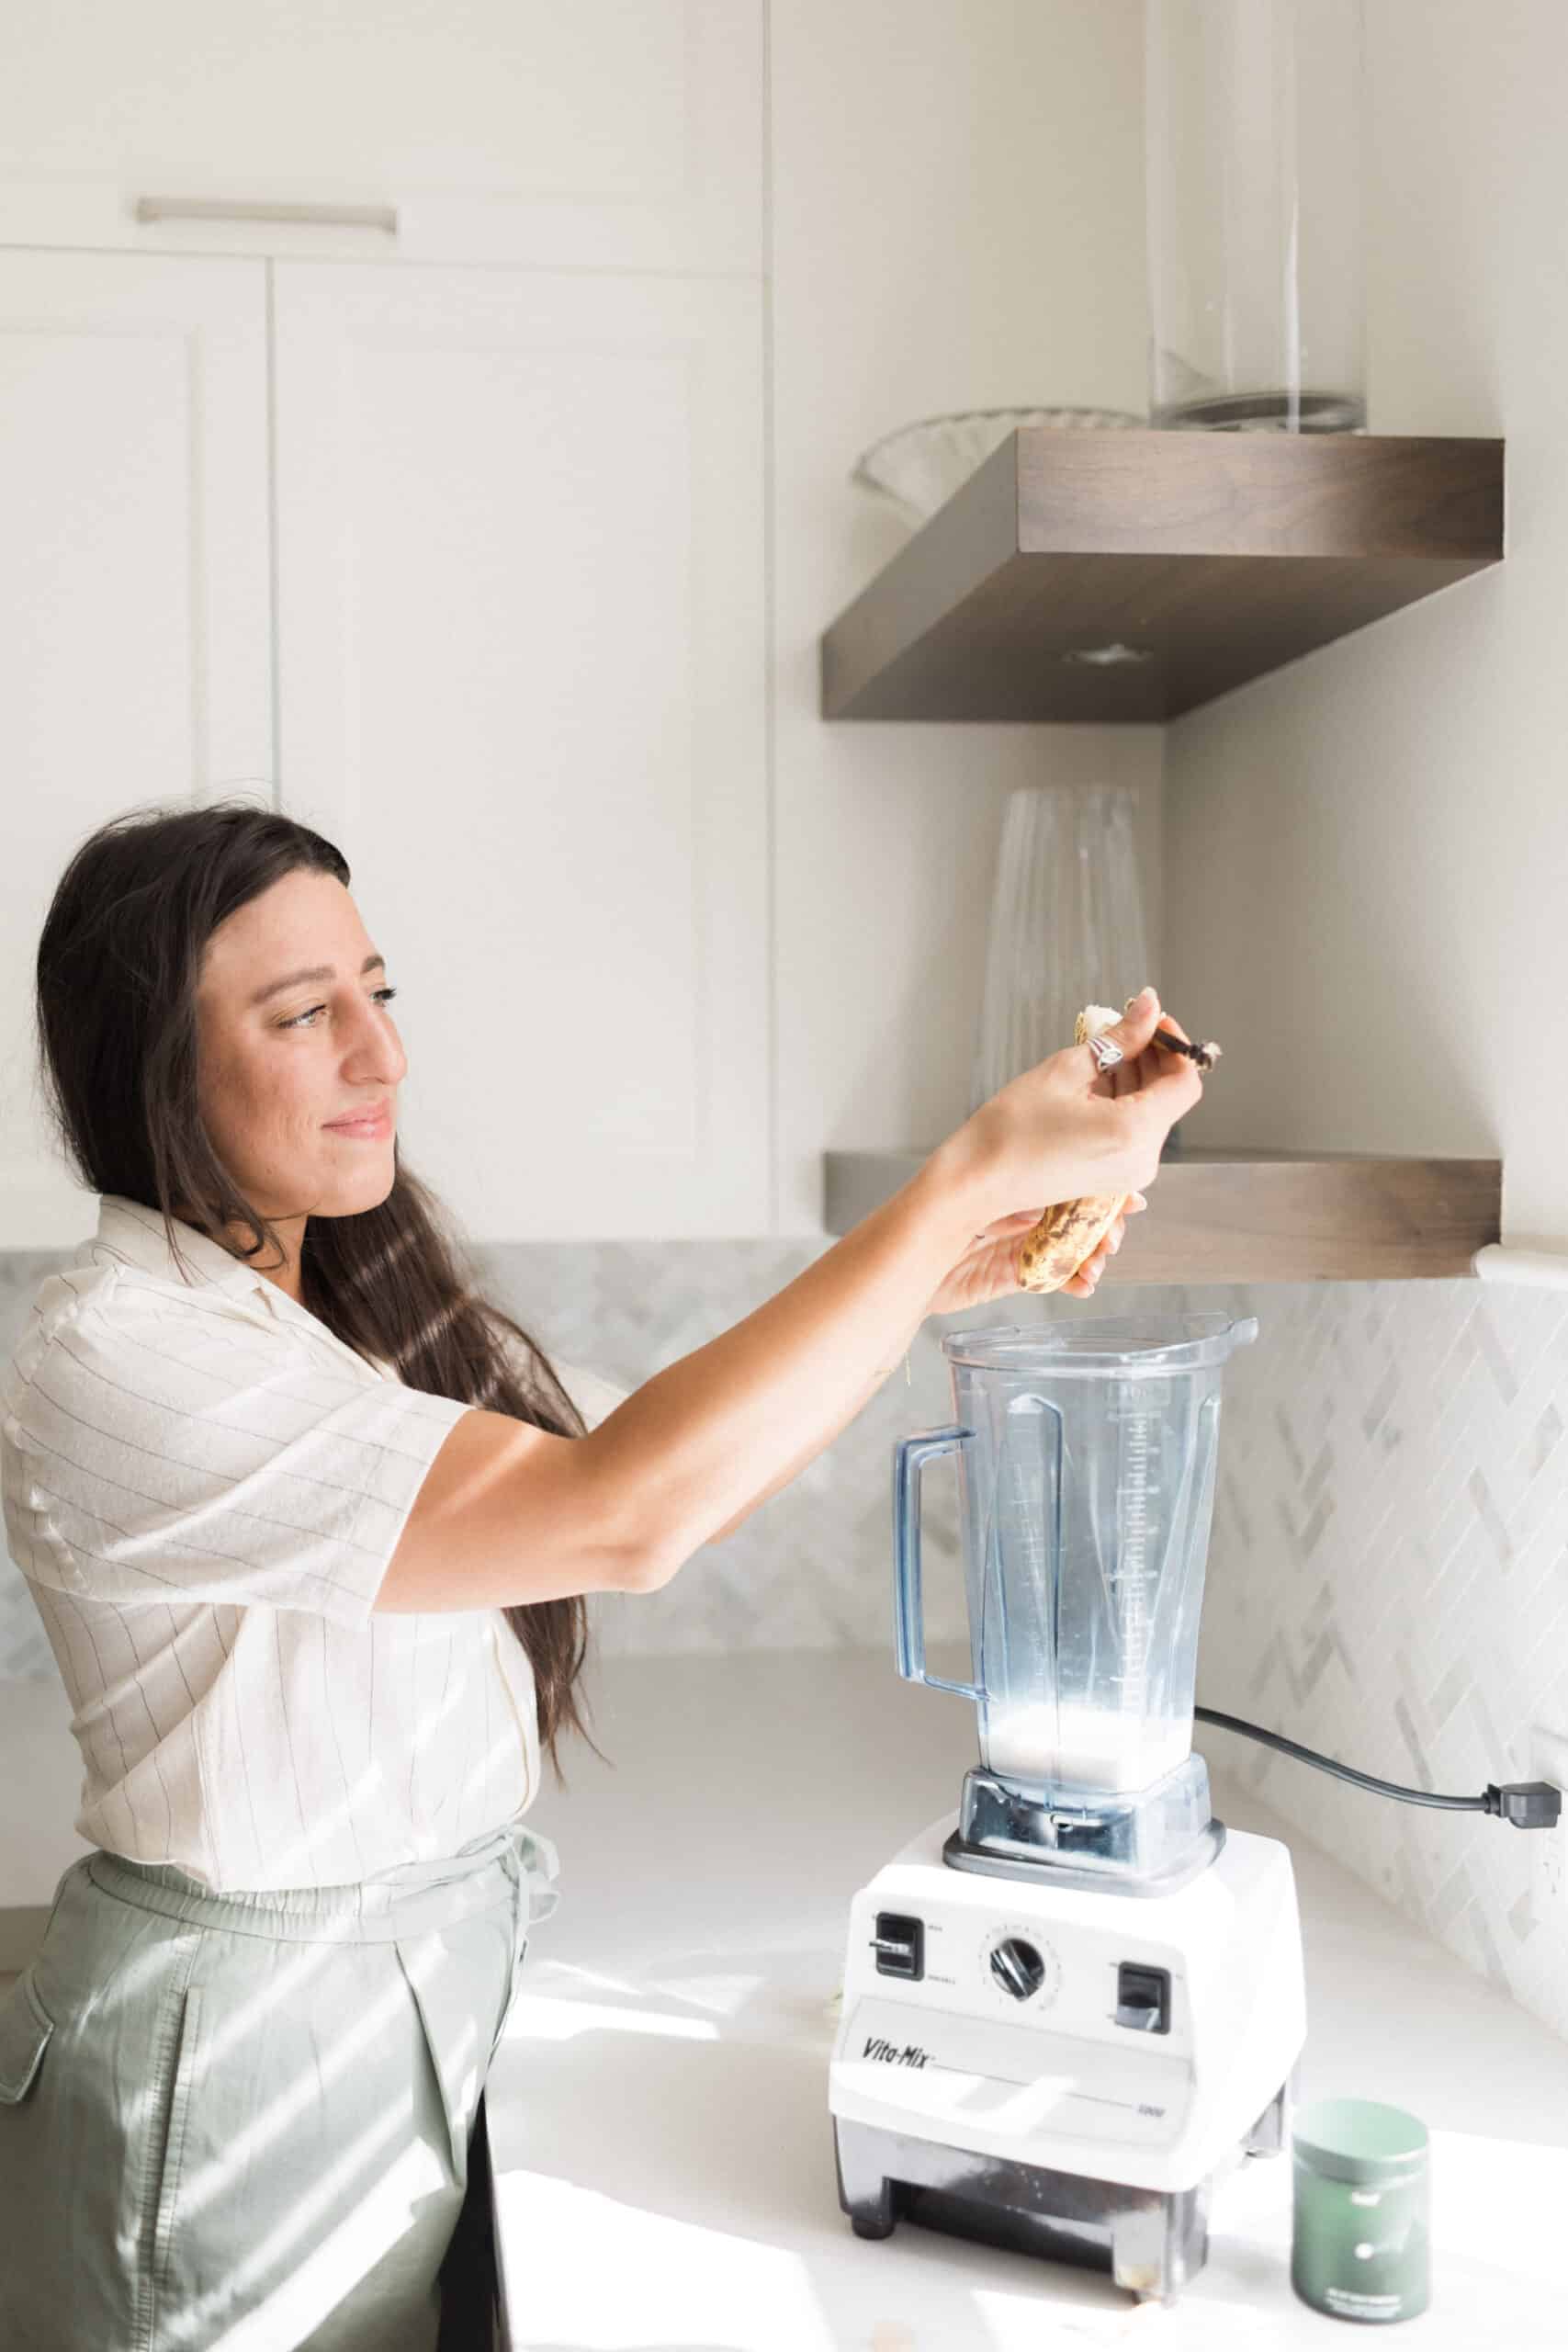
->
xmin=134 ymin=197 xmax=398 ymax=232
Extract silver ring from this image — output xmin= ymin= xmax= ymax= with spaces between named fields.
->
xmin=1089 ymin=1035 xmax=1124 ymax=1071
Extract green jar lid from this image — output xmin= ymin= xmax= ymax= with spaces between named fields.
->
xmin=1292 ymin=2097 xmax=1429 ymax=2186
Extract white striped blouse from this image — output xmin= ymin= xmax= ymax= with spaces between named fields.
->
xmin=0 ymin=1193 xmax=627 ymax=1893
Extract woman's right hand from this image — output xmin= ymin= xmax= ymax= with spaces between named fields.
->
xmin=942 ymin=987 xmax=1205 ymax=1228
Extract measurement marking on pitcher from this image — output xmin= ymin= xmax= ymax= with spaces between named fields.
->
xmin=1113 ymin=1396 xmax=1154 ymax=1724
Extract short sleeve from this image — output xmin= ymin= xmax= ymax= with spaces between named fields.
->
xmin=5 ymin=1301 xmax=472 ymax=1626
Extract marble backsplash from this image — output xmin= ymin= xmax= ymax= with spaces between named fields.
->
xmin=4 ymin=1235 xmax=1566 ymax=2046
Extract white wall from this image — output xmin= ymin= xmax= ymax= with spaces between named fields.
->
xmin=1165 ymin=0 xmax=1565 ymax=1236
xmin=770 ymin=0 xmax=1164 ymax=1231
xmin=1166 ymin=0 xmax=1568 ymax=2045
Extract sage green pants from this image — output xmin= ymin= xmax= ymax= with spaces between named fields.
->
xmin=0 ymin=1818 xmax=560 ymax=2352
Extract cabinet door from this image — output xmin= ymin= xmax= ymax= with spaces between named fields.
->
xmin=273 ymin=262 xmax=768 ymax=1239
xmin=0 ymin=2 xmax=761 ymax=276
xmin=0 ymin=251 xmax=272 ymax=1244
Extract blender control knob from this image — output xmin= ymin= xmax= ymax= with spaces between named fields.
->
xmin=989 ymin=1936 xmax=1046 ymax=2001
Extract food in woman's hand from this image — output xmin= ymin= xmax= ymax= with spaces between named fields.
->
xmin=1015 ymin=1002 xmax=1221 ymax=1294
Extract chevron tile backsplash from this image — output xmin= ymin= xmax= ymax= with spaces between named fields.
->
xmin=5 ymin=1238 xmax=1565 ymax=2045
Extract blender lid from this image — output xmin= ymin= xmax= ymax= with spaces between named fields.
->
xmin=940 ymin=1312 xmax=1259 ymax=1374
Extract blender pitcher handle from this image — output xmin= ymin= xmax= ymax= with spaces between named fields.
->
xmin=893 ymin=1429 xmax=981 ymax=1702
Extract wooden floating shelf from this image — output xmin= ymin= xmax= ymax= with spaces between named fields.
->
xmin=821 ymin=429 xmax=1505 ymax=722
xmin=823 ymin=1150 xmax=1502 ymax=1283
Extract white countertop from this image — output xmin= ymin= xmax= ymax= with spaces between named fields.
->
xmin=488 ymin=1647 xmax=1568 ymax=2349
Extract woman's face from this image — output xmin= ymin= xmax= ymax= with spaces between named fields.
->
xmin=190 ymin=868 xmax=406 ymax=1252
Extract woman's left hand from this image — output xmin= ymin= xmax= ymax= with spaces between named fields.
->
xmin=922 ymin=1193 xmax=1147 ymax=1318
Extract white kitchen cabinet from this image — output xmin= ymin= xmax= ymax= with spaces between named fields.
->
xmin=0 ymin=1 xmax=770 ymax=1247
xmin=0 ymin=1 xmax=761 ymax=276
xmin=273 ymin=261 xmax=769 ymax=1237
xmin=0 ymin=251 xmax=274 ymax=1241
xmin=0 ymin=249 xmax=768 ymax=1244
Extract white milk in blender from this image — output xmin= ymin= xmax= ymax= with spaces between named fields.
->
xmin=981 ymin=1695 xmax=1191 ymax=1793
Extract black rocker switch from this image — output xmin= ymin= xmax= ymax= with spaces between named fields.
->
xmin=873 ymin=1912 xmax=925 ymax=1981
xmin=1115 ymin=1962 xmax=1171 ymax=2033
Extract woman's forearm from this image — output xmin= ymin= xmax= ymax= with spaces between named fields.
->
xmin=586 ymin=1145 xmax=981 ymax=1583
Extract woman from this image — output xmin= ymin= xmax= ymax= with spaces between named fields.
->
xmin=0 ymin=798 xmax=1200 ymax=2349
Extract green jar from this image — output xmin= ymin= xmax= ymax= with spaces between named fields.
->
xmin=1292 ymin=2098 xmax=1430 ymax=2324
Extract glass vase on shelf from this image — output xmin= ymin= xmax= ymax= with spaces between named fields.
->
xmin=1145 ymin=0 xmax=1365 ymax=432
xmin=970 ymin=783 xmax=1179 ymax=1155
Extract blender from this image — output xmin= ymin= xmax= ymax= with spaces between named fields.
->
xmin=828 ymin=1312 xmax=1305 ymax=2304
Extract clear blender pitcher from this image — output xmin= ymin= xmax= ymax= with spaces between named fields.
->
xmin=895 ymin=1313 xmax=1258 ymax=1891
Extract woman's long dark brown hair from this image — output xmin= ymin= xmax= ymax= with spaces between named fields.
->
xmin=33 ymin=795 xmax=608 ymax=1788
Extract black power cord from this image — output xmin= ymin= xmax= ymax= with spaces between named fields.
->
xmin=1193 ymin=1705 xmax=1562 ymax=1830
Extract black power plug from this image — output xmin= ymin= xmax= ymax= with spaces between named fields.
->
xmin=1483 ymin=1781 xmax=1562 ymax=1830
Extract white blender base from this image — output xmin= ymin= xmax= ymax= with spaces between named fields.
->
xmin=827 ymin=1812 xmax=1307 ymax=2303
